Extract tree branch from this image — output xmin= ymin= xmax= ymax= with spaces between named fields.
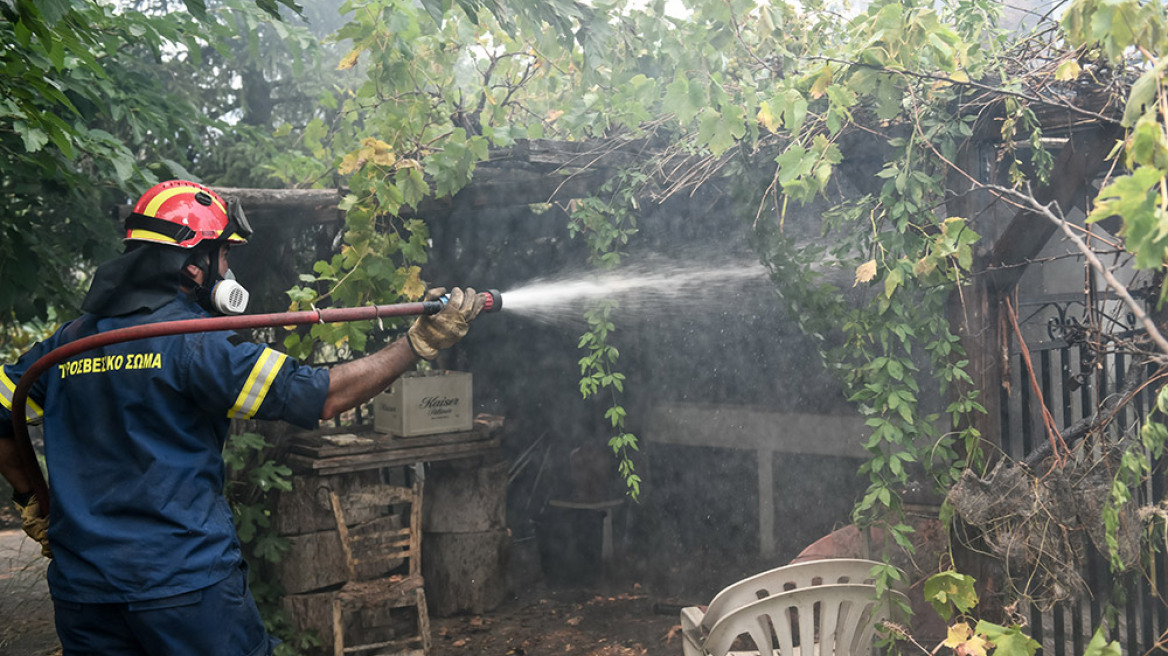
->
xmin=986 ymin=184 xmax=1168 ymax=362
xmin=807 ymin=55 xmax=1121 ymax=126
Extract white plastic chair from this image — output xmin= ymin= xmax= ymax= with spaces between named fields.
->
xmin=681 ymin=559 xmax=890 ymax=656
xmin=700 ymin=583 xmax=904 ymax=656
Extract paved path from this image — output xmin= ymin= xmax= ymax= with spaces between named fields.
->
xmin=0 ymin=529 xmax=59 ymax=655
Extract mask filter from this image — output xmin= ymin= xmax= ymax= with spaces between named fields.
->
xmin=209 ymin=270 xmax=249 ymax=315
xmin=190 ymin=246 xmax=249 ymax=316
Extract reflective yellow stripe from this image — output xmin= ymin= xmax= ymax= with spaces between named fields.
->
xmin=228 ymin=349 xmax=287 ymax=420
xmin=0 ymin=368 xmax=44 ymax=423
xmin=144 ymin=185 xmax=226 ymax=216
xmin=126 ymin=229 xmax=178 ymax=244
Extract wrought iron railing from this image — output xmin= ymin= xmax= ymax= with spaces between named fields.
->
xmin=1000 ymin=316 xmax=1167 ymax=654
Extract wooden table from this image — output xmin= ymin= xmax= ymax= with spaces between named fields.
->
xmin=285 ymin=421 xmax=501 ymax=476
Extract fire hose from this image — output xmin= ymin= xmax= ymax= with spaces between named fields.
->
xmin=9 ymin=290 xmax=501 ymax=517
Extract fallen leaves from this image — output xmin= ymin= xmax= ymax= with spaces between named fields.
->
xmin=430 ymin=583 xmax=670 ymax=656
xmin=586 ymin=592 xmax=647 ymax=605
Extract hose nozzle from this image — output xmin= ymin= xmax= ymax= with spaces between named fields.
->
xmin=482 ymin=289 xmax=502 ymax=313
xmin=422 ymin=288 xmax=503 ymax=315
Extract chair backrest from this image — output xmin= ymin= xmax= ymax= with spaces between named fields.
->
xmin=328 ymin=481 xmax=423 ymax=582
xmin=704 ymin=583 xmax=906 ymax=656
xmin=701 ymin=559 xmax=886 ymax=632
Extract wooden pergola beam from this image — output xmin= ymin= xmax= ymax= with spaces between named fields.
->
xmin=209 ymin=139 xmax=643 ymax=225
xmin=112 ymin=139 xmax=639 ymax=229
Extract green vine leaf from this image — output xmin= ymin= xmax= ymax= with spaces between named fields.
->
xmin=1083 ymin=626 xmax=1123 ymax=656
xmin=973 ymin=621 xmax=1040 ymax=656
xmin=924 ymin=570 xmax=979 ymax=620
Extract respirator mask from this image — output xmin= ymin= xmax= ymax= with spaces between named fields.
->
xmin=191 ymin=245 xmax=250 ymax=316
xmin=200 ymin=269 xmax=250 ymax=315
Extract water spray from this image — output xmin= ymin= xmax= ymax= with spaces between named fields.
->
xmin=10 ymin=289 xmax=502 ymax=516
xmin=496 ymin=258 xmax=770 ymax=325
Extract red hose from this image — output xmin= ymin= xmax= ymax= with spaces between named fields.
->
xmin=9 ymin=301 xmax=441 ymax=517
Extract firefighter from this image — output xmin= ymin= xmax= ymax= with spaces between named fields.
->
xmin=0 ymin=180 xmax=483 ymax=655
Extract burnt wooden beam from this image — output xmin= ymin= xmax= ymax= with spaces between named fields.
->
xmin=986 ymin=123 xmax=1124 ymax=293
xmin=111 ymin=138 xmax=642 ymax=229
xmin=216 ymin=187 xmax=347 ymax=228
xmin=214 ymin=187 xmax=344 ymax=210
xmin=202 ymin=139 xmax=636 ymax=226
xmin=115 ymin=187 xmax=348 ymax=228
xmin=114 ymin=170 xmax=609 ymax=229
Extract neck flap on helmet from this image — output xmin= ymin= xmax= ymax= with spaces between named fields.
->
xmin=80 ymin=244 xmax=191 ymax=317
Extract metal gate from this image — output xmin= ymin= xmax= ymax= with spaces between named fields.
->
xmin=1000 ymin=296 xmax=1167 ymax=654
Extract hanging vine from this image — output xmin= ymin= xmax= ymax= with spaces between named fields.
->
xmin=265 ymin=0 xmax=1168 ymax=646
xmin=566 ymin=174 xmax=644 ymax=499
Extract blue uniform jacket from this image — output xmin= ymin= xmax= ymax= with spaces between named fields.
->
xmin=0 ymin=294 xmax=329 ymax=603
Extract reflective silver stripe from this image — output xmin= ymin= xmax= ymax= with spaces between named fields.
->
xmin=0 ymin=368 xmax=44 ymax=423
xmin=228 ymin=349 xmax=287 ymax=420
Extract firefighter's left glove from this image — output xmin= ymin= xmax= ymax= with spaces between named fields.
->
xmin=408 ymin=287 xmax=486 ymax=360
xmin=13 ymin=492 xmax=52 ymax=559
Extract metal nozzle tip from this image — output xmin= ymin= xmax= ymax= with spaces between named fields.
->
xmin=483 ymin=289 xmax=502 ymax=312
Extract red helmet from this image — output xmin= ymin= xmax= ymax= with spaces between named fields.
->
xmin=124 ymin=180 xmax=252 ymax=248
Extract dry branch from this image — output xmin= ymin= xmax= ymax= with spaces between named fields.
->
xmin=987 ymin=184 xmax=1168 ymax=362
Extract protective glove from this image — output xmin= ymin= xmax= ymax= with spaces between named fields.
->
xmin=13 ymin=492 xmax=52 ymax=559
xmin=408 ymin=287 xmax=486 ymax=360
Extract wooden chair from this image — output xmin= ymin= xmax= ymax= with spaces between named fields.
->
xmin=328 ymin=480 xmax=432 ymax=656
xmin=681 ymin=559 xmax=897 ymax=656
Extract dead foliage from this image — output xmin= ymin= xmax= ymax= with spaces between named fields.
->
xmin=947 ymin=443 xmax=1140 ymax=609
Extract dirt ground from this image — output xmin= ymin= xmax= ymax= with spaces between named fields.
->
xmin=0 ymin=513 xmax=688 ymax=656
xmin=430 ymin=585 xmax=684 ymax=656
xmin=1 ymin=524 xmax=58 ymax=656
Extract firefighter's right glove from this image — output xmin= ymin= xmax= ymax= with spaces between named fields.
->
xmin=408 ymin=287 xmax=486 ymax=360
xmin=13 ymin=492 xmax=52 ymax=559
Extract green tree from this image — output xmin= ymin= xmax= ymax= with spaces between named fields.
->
xmin=0 ymin=0 xmax=323 ymax=343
